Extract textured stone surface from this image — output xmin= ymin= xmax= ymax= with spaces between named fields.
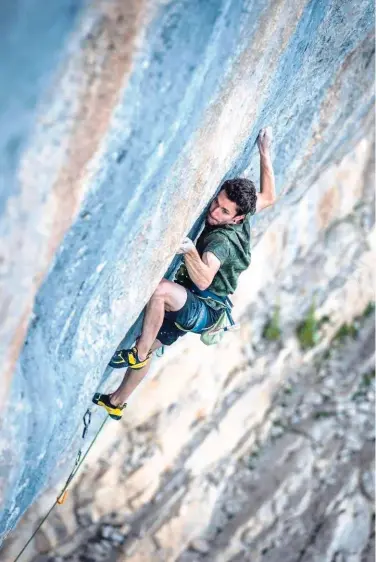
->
xmin=2 ymin=128 xmax=374 ymax=561
xmin=0 ymin=0 xmax=374 ymax=557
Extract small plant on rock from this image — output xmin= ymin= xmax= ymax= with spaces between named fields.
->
xmin=363 ymin=301 xmax=375 ymax=318
xmin=332 ymin=301 xmax=375 ymax=345
xmin=263 ymin=305 xmax=281 ymax=341
xmin=332 ymin=322 xmax=358 ymax=343
xmin=296 ymin=301 xmax=319 ymax=350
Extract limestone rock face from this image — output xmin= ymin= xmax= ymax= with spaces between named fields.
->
xmin=0 ymin=0 xmax=374 ymax=559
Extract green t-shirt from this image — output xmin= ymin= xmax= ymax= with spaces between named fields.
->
xmin=176 ymin=215 xmax=252 ymax=297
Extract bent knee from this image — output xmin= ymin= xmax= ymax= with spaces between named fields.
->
xmin=152 ymin=278 xmax=174 ymax=299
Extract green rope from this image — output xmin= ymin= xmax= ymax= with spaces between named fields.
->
xmin=13 ymin=414 xmax=109 ymax=562
xmin=13 ymin=502 xmax=57 ymax=562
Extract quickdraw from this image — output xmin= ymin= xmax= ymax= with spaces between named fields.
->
xmin=13 ymin=408 xmax=109 ymax=561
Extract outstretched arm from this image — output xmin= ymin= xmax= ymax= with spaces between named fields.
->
xmin=255 ymin=127 xmax=276 ymax=214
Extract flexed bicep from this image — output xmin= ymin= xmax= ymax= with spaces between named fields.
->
xmin=202 ymin=251 xmax=221 ymax=286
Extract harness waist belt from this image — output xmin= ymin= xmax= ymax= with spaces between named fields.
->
xmin=189 ymin=284 xmax=235 ymax=327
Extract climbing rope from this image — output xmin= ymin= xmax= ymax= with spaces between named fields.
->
xmin=13 ymin=409 xmax=109 ymax=562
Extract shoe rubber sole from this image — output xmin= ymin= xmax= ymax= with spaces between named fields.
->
xmin=109 ymin=350 xmax=151 ymax=370
xmin=92 ymin=392 xmax=124 ymax=420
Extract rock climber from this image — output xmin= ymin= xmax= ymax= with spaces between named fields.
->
xmin=93 ymin=127 xmax=276 ymax=419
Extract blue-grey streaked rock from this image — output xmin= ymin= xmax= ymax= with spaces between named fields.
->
xmin=0 ymin=0 xmax=374 ymax=544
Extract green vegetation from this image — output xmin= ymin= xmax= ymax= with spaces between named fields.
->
xmin=332 ymin=301 xmax=375 ymax=344
xmin=296 ymin=302 xmax=319 ymax=349
xmin=249 ymin=448 xmax=260 ymax=459
xmin=248 ymin=448 xmax=260 ymax=470
xmin=283 ymin=385 xmax=293 ymax=395
xmin=332 ymin=322 xmax=358 ymax=342
xmin=263 ymin=305 xmax=281 ymax=341
xmin=363 ymin=370 xmax=375 ymax=387
xmin=313 ymin=410 xmax=335 ymax=419
xmin=363 ymin=301 xmax=375 ymax=318
xmin=318 ymin=315 xmax=331 ymax=328
xmin=352 ymin=369 xmax=375 ymax=400
xmin=296 ymin=300 xmax=375 ymax=351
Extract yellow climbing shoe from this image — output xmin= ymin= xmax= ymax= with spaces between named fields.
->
xmin=92 ymin=393 xmax=126 ymax=420
xmin=108 ymin=346 xmax=151 ymax=370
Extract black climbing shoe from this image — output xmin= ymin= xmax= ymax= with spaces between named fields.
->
xmin=92 ymin=393 xmax=126 ymax=420
xmin=108 ymin=346 xmax=151 ymax=370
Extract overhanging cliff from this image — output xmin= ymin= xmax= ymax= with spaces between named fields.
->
xmin=0 ymin=0 xmax=374 ymax=546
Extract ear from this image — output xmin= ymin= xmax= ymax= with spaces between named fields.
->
xmin=233 ymin=214 xmax=245 ymax=224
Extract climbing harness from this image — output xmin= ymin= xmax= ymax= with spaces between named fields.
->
xmin=188 ymin=285 xmax=239 ymax=345
xmin=13 ymin=408 xmax=109 ymax=562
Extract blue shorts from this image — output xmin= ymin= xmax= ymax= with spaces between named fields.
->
xmin=156 ymin=289 xmax=222 ymax=346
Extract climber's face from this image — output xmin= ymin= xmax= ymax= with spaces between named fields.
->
xmin=206 ymin=189 xmax=245 ymax=226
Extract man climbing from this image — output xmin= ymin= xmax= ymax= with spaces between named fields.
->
xmin=93 ymin=127 xmax=276 ymax=419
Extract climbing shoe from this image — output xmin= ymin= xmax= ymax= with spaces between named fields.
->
xmin=92 ymin=393 xmax=126 ymax=420
xmin=108 ymin=346 xmax=151 ymax=370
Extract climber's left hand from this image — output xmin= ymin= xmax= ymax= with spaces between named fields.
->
xmin=177 ymin=237 xmax=195 ymax=254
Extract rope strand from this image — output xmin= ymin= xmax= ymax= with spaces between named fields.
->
xmin=13 ymin=413 xmax=109 ymax=562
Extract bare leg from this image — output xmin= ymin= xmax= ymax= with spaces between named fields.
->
xmin=110 ymin=340 xmax=163 ymax=405
xmin=136 ymin=279 xmax=187 ymax=360
xmin=136 ymin=296 xmax=165 ymax=360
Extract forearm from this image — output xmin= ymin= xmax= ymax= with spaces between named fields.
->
xmin=184 ymin=248 xmax=212 ymax=290
xmin=259 ymin=150 xmax=276 ymax=203
xmin=260 ymin=150 xmax=276 ymax=203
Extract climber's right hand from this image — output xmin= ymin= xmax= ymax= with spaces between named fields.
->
xmin=257 ymin=127 xmax=273 ymax=155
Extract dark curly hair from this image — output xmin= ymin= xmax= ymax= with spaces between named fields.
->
xmin=221 ymin=178 xmax=257 ymax=216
